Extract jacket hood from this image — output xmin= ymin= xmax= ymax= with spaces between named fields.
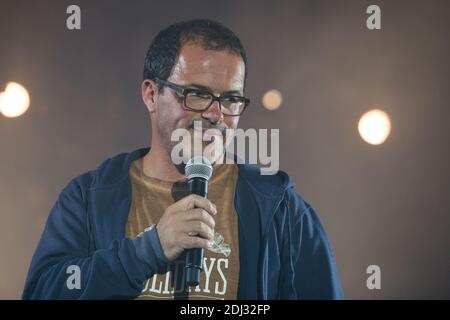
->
xmin=90 ymin=147 xmax=295 ymax=194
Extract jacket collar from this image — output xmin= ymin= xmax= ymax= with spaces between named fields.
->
xmin=91 ymin=147 xmax=293 ymax=193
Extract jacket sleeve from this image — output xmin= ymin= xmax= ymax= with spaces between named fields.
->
xmin=22 ymin=177 xmax=168 ymax=299
xmin=283 ymin=188 xmax=344 ymax=299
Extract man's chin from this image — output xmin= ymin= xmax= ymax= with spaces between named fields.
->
xmin=168 ymin=137 xmax=226 ymax=173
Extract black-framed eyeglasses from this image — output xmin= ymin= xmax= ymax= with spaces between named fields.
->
xmin=154 ymin=78 xmax=250 ymax=116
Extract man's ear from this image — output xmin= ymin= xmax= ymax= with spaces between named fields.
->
xmin=141 ymin=79 xmax=158 ymax=113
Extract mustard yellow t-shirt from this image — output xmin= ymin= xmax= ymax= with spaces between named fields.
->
xmin=125 ymin=158 xmax=240 ymax=300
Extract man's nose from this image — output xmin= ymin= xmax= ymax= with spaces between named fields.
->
xmin=202 ymin=100 xmax=223 ymax=123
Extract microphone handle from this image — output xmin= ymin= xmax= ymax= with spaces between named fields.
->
xmin=185 ymin=177 xmax=208 ymax=287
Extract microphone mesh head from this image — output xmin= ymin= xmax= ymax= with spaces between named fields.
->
xmin=185 ymin=157 xmax=213 ymax=181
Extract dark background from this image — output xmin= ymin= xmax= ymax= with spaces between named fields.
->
xmin=1 ymin=0 xmax=449 ymax=299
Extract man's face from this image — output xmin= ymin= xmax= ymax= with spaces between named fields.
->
xmin=155 ymin=43 xmax=246 ymax=166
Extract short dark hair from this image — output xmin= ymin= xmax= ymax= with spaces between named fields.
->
xmin=143 ymin=19 xmax=248 ymax=90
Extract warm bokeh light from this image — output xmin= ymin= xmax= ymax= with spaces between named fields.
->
xmin=358 ymin=109 xmax=391 ymax=145
xmin=262 ymin=89 xmax=282 ymax=110
xmin=0 ymin=82 xmax=30 ymax=118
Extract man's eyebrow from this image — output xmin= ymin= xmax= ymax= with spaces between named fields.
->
xmin=186 ymin=83 xmax=243 ymax=95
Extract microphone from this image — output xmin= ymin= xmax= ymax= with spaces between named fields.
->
xmin=184 ymin=156 xmax=212 ymax=287
xmin=184 ymin=156 xmax=213 ymax=287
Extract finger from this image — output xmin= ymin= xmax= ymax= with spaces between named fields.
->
xmin=183 ymin=208 xmax=216 ymax=229
xmin=174 ymin=194 xmax=217 ymax=215
xmin=181 ymin=235 xmax=212 ymax=250
xmin=182 ymin=221 xmax=214 ymax=241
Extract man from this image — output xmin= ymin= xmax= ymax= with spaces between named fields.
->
xmin=23 ymin=19 xmax=343 ymax=299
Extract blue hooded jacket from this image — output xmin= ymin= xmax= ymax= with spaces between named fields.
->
xmin=22 ymin=148 xmax=343 ymax=299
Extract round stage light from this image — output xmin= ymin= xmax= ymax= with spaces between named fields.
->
xmin=0 ymin=82 xmax=30 ymax=118
xmin=262 ymin=89 xmax=282 ymax=110
xmin=358 ymin=109 xmax=391 ymax=145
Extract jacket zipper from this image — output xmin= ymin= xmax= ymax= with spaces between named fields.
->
xmin=258 ymin=190 xmax=286 ymax=299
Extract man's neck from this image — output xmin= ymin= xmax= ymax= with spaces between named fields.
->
xmin=142 ymin=146 xmax=224 ymax=183
xmin=142 ymin=148 xmax=186 ymax=182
